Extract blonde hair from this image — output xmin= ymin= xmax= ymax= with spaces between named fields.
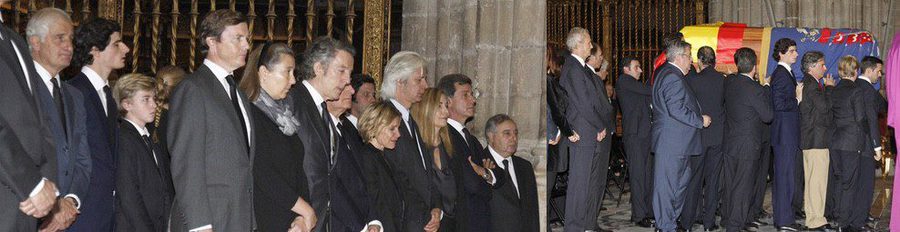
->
xmin=358 ymin=101 xmax=401 ymax=143
xmin=411 ymin=88 xmax=453 ymax=156
xmin=113 ymin=73 xmax=157 ymax=117
xmin=838 ymin=55 xmax=859 ymax=78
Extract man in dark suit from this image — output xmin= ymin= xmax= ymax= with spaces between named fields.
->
xmin=681 ymin=46 xmax=726 ymax=231
xmin=720 ymin=48 xmax=774 ymax=232
xmin=113 ymin=74 xmax=175 ymax=231
xmin=769 ymin=38 xmax=803 ymax=231
xmin=615 ymin=57 xmax=655 ymax=228
xmin=559 ymin=27 xmax=613 ymax=232
xmin=650 ymin=40 xmax=711 ymax=232
xmin=798 ymin=51 xmax=834 ymax=230
xmin=0 ymin=0 xmax=61 ymax=230
xmin=438 ymin=73 xmax=501 ymax=232
xmin=165 ymin=10 xmax=256 ymax=231
xmin=829 ymin=62 xmax=866 ymax=232
xmin=484 ymin=114 xmax=539 ymax=232
xmin=25 ymin=8 xmax=92 ymax=231
xmin=380 ymin=51 xmax=443 ymax=232
xmin=66 ymin=18 xmax=130 ymax=232
xmin=348 ymin=74 xmax=377 ymax=128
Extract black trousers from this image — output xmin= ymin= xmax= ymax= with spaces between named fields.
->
xmin=793 ymin=148 xmax=805 ymax=214
xmin=563 ymin=140 xmax=610 ymax=232
xmin=832 ymin=149 xmax=875 ymax=228
xmin=825 ymin=148 xmax=840 ymax=220
xmin=750 ymin=141 xmax=772 ymax=221
xmin=721 ymin=144 xmax=760 ymax=232
xmin=679 ymin=144 xmax=723 ymax=229
xmin=856 ymin=153 xmax=875 ymax=227
xmin=624 ymin=135 xmax=653 ymax=222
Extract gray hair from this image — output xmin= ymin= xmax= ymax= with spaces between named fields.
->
xmin=381 ymin=51 xmax=425 ymax=100
xmin=801 ymin=51 xmax=825 ymax=74
xmin=26 ymin=8 xmax=71 ymax=44
xmin=484 ymin=113 xmax=514 ymax=138
xmin=665 ymin=40 xmax=691 ymax=62
xmin=300 ymin=37 xmax=355 ymax=81
xmin=565 ymin=27 xmax=589 ymax=51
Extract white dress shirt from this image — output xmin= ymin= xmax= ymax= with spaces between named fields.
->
xmin=489 ymin=146 xmax=519 ymax=197
xmin=204 ymin=59 xmax=252 ymax=143
xmin=347 ymin=114 xmax=359 ymax=129
xmin=34 ymin=61 xmax=82 ymax=208
xmin=778 ymin=61 xmax=793 ymax=74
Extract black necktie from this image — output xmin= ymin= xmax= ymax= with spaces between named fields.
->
xmin=409 ymin=117 xmax=427 ymax=169
xmin=321 ymin=102 xmax=337 ymax=166
xmin=502 ymin=159 xmax=518 ymax=197
xmin=51 ymin=77 xmax=67 ymax=138
xmin=461 ymin=128 xmax=472 ymax=146
xmin=103 ymin=85 xmax=117 ymax=141
xmin=141 ymin=135 xmax=159 ymax=167
xmin=225 ymin=75 xmax=249 ymax=150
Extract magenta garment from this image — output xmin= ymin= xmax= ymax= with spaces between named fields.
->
xmin=887 ymin=32 xmax=900 ymax=231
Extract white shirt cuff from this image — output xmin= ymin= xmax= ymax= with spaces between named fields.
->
xmin=64 ymin=194 xmax=81 ymax=209
xmin=875 ymin=147 xmax=883 ymax=152
xmin=487 ymin=169 xmax=497 ymax=185
xmin=440 ymin=210 xmax=444 ymax=220
xmin=361 ymin=220 xmax=384 ymax=232
xmin=190 ymin=225 xmax=212 ymax=231
xmin=29 ymin=178 xmax=58 ymax=197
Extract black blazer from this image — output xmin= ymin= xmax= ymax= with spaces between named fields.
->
xmin=332 ymin=115 xmax=371 ymax=231
xmin=856 ymin=79 xmax=883 ymax=152
xmin=115 ymin=120 xmax=174 ymax=232
xmin=829 ymin=79 xmax=867 ymax=152
xmin=686 ymin=67 xmax=726 ymax=146
xmin=383 ymin=102 xmax=441 ymax=232
xmin=723 ymin=74 xmax=773 ymax=160
xmin=361 ymin=144 xmax=404 ymax=232
xmin=615 ymin=73 xmax=652 ymax=138
xmin=445 ymin=126 xmax=501 ymax=232
xmin=560 ymin=55 xmax=613 ymax=148
xmin=289 ymin=84 xmax=333 ymax=231
xmin=250 ymin=105 xmax=309 ymax=232
xmin=0 ymin=25 xmax=58 ymax=231
xmin=799 ymin=73 xmax=834 ymax=149
xmin=770 ymin=65 xmax=801 ymax=146
xmin=37 ymin=75 xmax=92 ymax=206
xmin=486 ymin=150 xmax=539 ymax=232
xmin=546 ymin=74 xmax=573 ymax=137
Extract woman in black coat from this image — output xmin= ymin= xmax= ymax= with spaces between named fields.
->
xmin=357 ymin=101 xmax=405 ymax=232
xmin=239 ymin=43 xmax=316 ymax=232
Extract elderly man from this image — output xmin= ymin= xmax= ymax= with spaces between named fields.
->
xmin=0 ymin=0 xmax=61 ymax=230
xmin=650 ymin=40 xmax=711 ymax=232
xmin=26 ymin=8 xmax=91 ymax=231
xmin=484 ymin=114 xmax=538 ymax=232
xmin=380 ymin=51 xmax=442 ymax=232
xmin=559 ymin=27 xmax=614 ymax=232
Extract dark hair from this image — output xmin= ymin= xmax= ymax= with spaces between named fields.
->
xmin=198 ymin=10 xmax=246 ymax=55
xmin=697 ymin=46 xmax=716 ymax=66
xmin=484 ymin=113 xmax=515 ymax=138
xmin=800 ymin=51 xmax=825 ymax=74
xmin=619 ymin=57 xmax=638 ymax=72
xmin=239 ymin=42 xmax=294 ymax=101
xmin=860 ymin=56 xmax=883 ymax=73
xmin=436 ymin=73 xmax=472 ymax=98
xmin=350 ymin=73 xmax=375 ymax=102
xmin=772 ymin=38 xmax=797 ymax=61
xmin=734 ymin=47 xmax=758 ymax=74
xmin=72 ymin=18 xmax=120 ymax=68
xmin=300 ymin=37 xmax=356 ymax=80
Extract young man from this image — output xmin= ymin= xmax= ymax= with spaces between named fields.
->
xmin=112 ymin=74 xmax=174 ymax=231
xmin=768 ymin=38 xmax=803 ymax=232
xmin=67 ymin=18 xmax=130 ymax=232
xmin=614 ymin=57 xmax=654 ymax=228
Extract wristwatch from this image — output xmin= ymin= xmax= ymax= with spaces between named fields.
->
xmin=481 ymin=172 xmax=490 ymax=180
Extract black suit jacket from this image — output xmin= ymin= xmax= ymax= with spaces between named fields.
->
xmin=686 ymin=67 xmax=726 ymax=146
xmin=723 ymin=74 xmax=773 ymax=160
xmin=486 ymin=150 xmax=539 ymax=232
xmin=547 ymin=74 xmax=573 ymax=137
xmin=48 ymin=82 xmax=91 ymax=202
xmin=829 ymin=79 xmax=867 ymax=152
xmin=799 ymin=73 xmax=834 ymax=149
xmin=115 ymin=120 xmax=174 ymax=232
xmin=445 ymin=126 xmax=503 ymax=232
xmin=0 ymin=24 xmax=57 ymax=231
xmin=615 ymin=73 xmax=652 ymax=138
xmin=384 ymin=102 xmax=441 ymax=232
xmin=560 ymin=55 xmax=613 ymax=148
xmin=856 ymin=79 xmax=883 ymax=152
xmin=332 ymin=115 xmax=371 ymax=231
xmin=289 ymin=84 xmax=334 ymax=231
xmin=360 ymin=143 xmax=404 ymax=232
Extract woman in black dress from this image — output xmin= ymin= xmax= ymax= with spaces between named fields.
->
xmin=239 ymin=42 xmax=316 ymax=232
xmin=411 ymin=88 xmax=459 ymax=230
xmin=357 ymin=101 xmax=404 ymax=232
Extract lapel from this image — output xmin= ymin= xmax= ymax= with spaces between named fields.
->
xmin=487 ymin=148 xmax=518 ymax=201
xmin=196 ymin=65 xmax=253 ymax=159
xmin=296 ymin=85 xmax=329 ymax=153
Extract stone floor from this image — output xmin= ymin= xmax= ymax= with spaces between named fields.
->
xmin=548 ymin=177 xmax=895 ymax=232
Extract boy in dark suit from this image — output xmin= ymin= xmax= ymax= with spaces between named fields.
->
xmin=112 ymin=74 xmax=174 ymax=232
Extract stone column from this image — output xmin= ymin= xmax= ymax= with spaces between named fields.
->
xmin=401 ymin=0 xmax=439 ymax=82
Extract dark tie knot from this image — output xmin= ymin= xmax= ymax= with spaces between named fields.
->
xmin=225 ymin=74 xmax=236 ymax=87
xmin=502 ymin=159 xmax=510 ymax=169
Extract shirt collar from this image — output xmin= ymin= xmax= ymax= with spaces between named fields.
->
xmin=488 ymin=146 xmax=510 ymax=168
xmin=859 ymin=75 xmax=874 ymax=84
xmin=571 ymin=53 xmax=587 ymax=67
xmin=741 ymin=73 xmax=754 ymax=80
xmin=778 ymin=62 xmax=793 ymax=73
xmin=33 ymin=61 xmax=58 ymax=84
xmin=447 ymin=119 xmax=466 ymax=135
xmin=389 ymin=99 xmax=410 ymax=122
xmin=346 ymin=114 xmax=358 ymax=128
xmin=124 ymin=118 xmax=150 ymax=136
xmin=668 ymin=62 xmax=687 ymax=75
xmin=81 ymin=66 xmax=107 ymax=91
xmin=302 ymin=80 xmax=326 ymax=107
xmin=203 ymin=59 xmax=232 ymax=80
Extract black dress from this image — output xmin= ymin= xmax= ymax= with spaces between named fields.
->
xmin=361 ymin=143 xmax=405 ymax=232
xmin=251 ymin=105 xmax=309 ymax=231
xmin=432 ymin=143 xmax=459 ymax=231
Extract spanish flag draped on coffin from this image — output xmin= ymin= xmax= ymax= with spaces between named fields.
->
xmin=653 ymin=22 xmax=880 ymax=85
